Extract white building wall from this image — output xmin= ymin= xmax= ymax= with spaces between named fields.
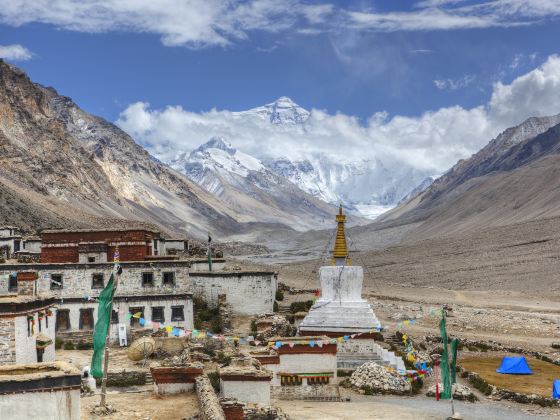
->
xmin=0 ymin=388 xmax=80 ymax=420
xmin=32 ymin=262 xmax=192 ymax=298
xmin=220 ymin=380 xmax=271 ymax=406
xmin=58 ymin=297 xmax=194 ymax=339
xmin=23 ymin=240 xmax=41 ymax=253
xmin=154 ymin=382 xmax=194 ymax=394
xmin=14 ymin=311 xmax=56 ymax=364
xmin=191 ymin=273 xmax=277 ymax=315
xmin=190 ymin=261 xmax=225 ymax=271
xmin=268 ymin=353 xmax=337 ymax=386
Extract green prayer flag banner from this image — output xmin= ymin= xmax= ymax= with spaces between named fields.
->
xmin=91 ymin=272 xmax=115 ymax=378
xmin=451 ymin=338 xmax=459 ymax=385
xmin=439 ymin=316 xmax=452 ymax=399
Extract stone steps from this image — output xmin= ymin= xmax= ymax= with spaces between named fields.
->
xmin=145 ymin=372 xmax=153 ymax=385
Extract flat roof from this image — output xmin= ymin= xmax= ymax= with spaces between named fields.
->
xmin=42 ymin=227 xmax=160 ymax=234
xmin=188 ymin=270 xmax=276 ymax=277
xmin=0 ymin=362 xmax=81 ymax=394
xmin=0 ymin=295 xmax=56 ymax=316
xmin=0 ymin=258 xmax=226 ymax=270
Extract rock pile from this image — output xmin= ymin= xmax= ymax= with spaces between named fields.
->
xmin=349 ymin=362 xmax=411 ymax=395
xmin=426 ymin=383 xmax=478 ymax=402
xmin=254 ymin=313 xmax=295 ymax=340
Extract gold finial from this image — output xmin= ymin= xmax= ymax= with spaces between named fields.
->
xmin=333 ymin=204 xmax=349 ymax=265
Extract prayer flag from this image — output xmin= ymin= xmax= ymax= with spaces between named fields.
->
xmin=91 ymin=272 xmax=115 ymax=378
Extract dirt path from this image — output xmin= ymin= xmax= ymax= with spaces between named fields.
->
xmin=81 ymin=390 xmax=199 ymax=419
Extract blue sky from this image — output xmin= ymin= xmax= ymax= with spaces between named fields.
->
xmin=2 ymin=1 xmax=560 ymax=174
xmin=1 ymin=0 xmax=559 ymax=122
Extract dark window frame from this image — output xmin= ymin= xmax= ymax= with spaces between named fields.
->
xmin=91 ymin=273 xmax=105 ymax=289
xmin=8 ymin=273 xmax=17 ymax=292
xmin=79 ymin=308 xmax=94 ymax=330
xmin=162 ymin=272 xmax=175 ymax=286
xmin=50 ymin=274 xmax=63 ymax=290
xmin=171 ymin=306 xmax=185 ymax=321
xmin=88 ymin=256 xmax=96 ymax=263
xmin=142 ymin=272 xmax=154 ymax=287
xmin=152 ymin=306 xmax=165 ymax=323
xmin=129 ymin=307 xmax=144 ymax=327
xmin=56 ymin=309 xmax=71 ymax=331
xmin=111 ymin=309 xmax=119 ymax=324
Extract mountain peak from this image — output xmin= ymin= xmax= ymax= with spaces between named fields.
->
xmin=241 ymin=96 xmax=310 ymax=125
xmin=193 ymin=137 xmax=236 ymax=155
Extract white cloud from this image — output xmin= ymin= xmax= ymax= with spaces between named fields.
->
xmin=434 ymin=74 xmax=476 ymax=91
xmin=0 ymin=44 xmax=32 ymax=61
xmin=117 ymin=55 xmax=560 ymax=175
xmin=0 ymin=0 xmax=333 ymax=48
xmin=1 ymin=1 xmax=560 ymax=49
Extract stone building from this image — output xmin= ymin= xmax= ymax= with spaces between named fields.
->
xmin=0 ymin=259 xmax=214 ymax=344
xmin=40 ymin=228 xmax=164 ymax=263
xmin=0 ymin=226 xmax=22 ymax=259
xmin=0 ymin=362 xmax=81 ymax=420
xmin=0 ymin=294 xmax=56 ymax=365
xmin=189 ymin=271 xmax=278 ymax=315
xmin=252 ymin=337 xmax=339 ymax=400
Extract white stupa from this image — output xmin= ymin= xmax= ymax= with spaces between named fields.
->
xmin=299 ymin=205 xmax=381 ymax=335
xmin=299 ymin=206 xmax=405 ymax=371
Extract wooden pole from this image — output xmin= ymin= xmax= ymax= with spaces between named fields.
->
xmin=99 ymin=268 xmax=120 ymax=409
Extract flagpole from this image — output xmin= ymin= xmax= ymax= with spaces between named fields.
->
xmin=443 ymin=306 xmax=456 ymax=418
xmin=100 ymin=257 xmax=121 ymax=409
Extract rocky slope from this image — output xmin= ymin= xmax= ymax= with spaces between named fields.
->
xmin=170 ymin=137 xmax=338 ymax=231
xmin=0 ymin=59 xmax=312 ymax=239
xmin=376 ymin=113 xmax=560 ymax=240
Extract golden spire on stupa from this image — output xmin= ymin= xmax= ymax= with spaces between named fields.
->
xmin=333 ymin=204 xmax=349 ymax=266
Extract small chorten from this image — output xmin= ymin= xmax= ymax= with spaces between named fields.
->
xmin=333 ymin=205 xmax=349 ymax=266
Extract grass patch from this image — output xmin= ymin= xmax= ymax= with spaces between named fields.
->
xmin=460 ymin=356 xmax=560 ymax=397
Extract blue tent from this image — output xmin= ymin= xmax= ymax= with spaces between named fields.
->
xmin=496 ymin=356 xmax=532 ymax=374
xmin=553 ymin=380 xmax=560 ymax=399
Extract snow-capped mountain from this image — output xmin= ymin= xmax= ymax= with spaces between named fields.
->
xmin=236 ymin=96 xmax=310 ymax=125
xmin=163 ymin=97 xmax=436 ymax=220
xmin=170 ymin=137 xmax=337 ymax=231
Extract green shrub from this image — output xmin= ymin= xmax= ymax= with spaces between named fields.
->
xmin=275 ymin=290 xmax=284 ymax=301
xmin=250 ymin=320 xmax=258 ymax=336
xmin=210 ymin=316 xmax=223 ymax=334
xmin=289 ymin=300 xmax=313 ymax=314
xmin=207 ymin=371 xmax=220 ymax=392
xmin=273 ymin=301 xmax=279 ymax=313
xmin=55 ymin=337 xmax=64 ymax=349
xmin=77 ymin=340 xmax=93 ymax=350
xmin=216 ymin=351 xmax=232 ymax=365
xmin=337 ymin=369 xmax=354 ymax=377
xmin=63 ymin=341 xmax=75 ymax=350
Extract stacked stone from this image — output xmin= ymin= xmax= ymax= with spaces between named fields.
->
xmin=349 ymin=362 xmax=411 ymax=395
xmin=195 ymin=375 xmax=226 ymax=420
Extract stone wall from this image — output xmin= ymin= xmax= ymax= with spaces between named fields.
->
xmin=0 ymin=317 xmax=15 ymax=364
xmin=15 ymin=312 xmax=56 ymax=364
xmin=271 ymin=384 xmax=340 ymax=400
xmin=190 ymin=272 xmax=277 ymax=315
xmin=195 ymin=375 xmax=226 ymax=420
xmin=95 ymin=369 xmax=146 ymax=387
xmin=55 ymin=297 xmax=193 ymax=343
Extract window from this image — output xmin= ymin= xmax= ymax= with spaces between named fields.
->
xmin=50 ymin=274 xmax=63 ymax=290
xmin=142 ymin=272 xmax=154 ymax=286
xmin=307 ymin=376 xmax=330 ymax=385
xmin=171 ymin=306 xmax=184 ymax=321
xmin=88 ymin=256 xmax=96 ymax=263
xmin=92 ymin=273 xmax=104 ymax=289
xmin=79 ymin=309 xmax=94 ymax=330
xmin=152 ymin=307 xmax=165 ymax=323
xmin=280 ymin=375 xmax=302 ymax=386
xmin=162 ymin=272 xmax=175 ymax=286
xmin=8 ymin=273 xmax=17 ymax=292
xmin=129 ymin=307 xmax=144 ymax=327
xmin=111 ymin=309 xmax=119 ymax=324
xmin=56 ymin=310 xmax=71 ymax=331
xmin=13 ymin=240 xmax=20 ymax=252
